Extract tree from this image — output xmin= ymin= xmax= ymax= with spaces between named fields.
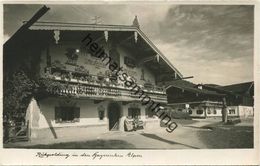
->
xmin=3 ymin=70 xmax=37 ymax=118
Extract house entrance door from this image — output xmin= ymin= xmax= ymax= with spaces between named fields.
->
xmin=108 ymin=102 xmax=121 ymax=131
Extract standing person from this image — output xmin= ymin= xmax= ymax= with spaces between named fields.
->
xmin=124 ymin=116 xmax=134 ymax=131
xmin=133 ymin=116 xmax=139 ymax=131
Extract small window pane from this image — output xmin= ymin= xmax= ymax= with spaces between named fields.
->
xmin=196 ymin=110 xmax=203 ymax=115
xmin=128 ymin=108 xmax=141 ymax=119
xmin=55 ymin=107 xmax=80 ymax=123
xmin=229 ymin=109 xmax=236 ymax=114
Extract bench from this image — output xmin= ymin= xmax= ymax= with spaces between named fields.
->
xmin=124 ymin=119 xmax=145 ymax=131
xmin=226 ymin=117 xmax=241 ymax=125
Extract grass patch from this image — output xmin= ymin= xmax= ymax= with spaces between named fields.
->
xmin=197 ymin=125 xmax=253 ymax=148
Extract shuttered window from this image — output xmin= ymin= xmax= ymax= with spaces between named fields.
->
xmin=229 ymin=109 xmax=236 ymax=114
xmin=55 ymin=107 xmax=80 ymax=123
xmin=128 ymin=108 xmax=141 ymax=119
xmin=196 ymin=109 xmax=203 ymax=115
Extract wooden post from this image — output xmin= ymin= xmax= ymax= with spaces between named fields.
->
xmin=222 ymin=97 xmax=228 ymax=123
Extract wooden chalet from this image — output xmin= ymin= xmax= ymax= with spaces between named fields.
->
xmin=3 ymin=6 xmax=183 ymax=140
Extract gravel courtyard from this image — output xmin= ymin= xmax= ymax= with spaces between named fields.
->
xmin=4 ymin=118 xmax=253 ymax=149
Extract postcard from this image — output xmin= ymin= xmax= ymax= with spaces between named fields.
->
xmin=0 ymin=1 xmax=259 ymax=165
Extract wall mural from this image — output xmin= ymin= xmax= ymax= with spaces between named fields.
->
xmin=124 ymin=56 xmax=136 ymax=68
xmin=124 ymin=69 xmax=137 ymax=78
xmin=83 ymin=53 xmax=107 ymax=69
xmin=62 ymin=46 xmax=107 ymax=69
xmin=60 ymin=46 xmax=141 ymax=82
xmin=65 ymin=48 xmax=79 ymax=66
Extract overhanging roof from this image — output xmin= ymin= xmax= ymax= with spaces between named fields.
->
xmin=28 ymin=21 xmax=183 ymax=78
xmin=166 ymin=80 xmax=225 ymax=97
xmin=221 ymin=81 xmax=254 ymax=94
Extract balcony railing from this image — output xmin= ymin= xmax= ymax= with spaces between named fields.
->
xmin=41 ymin=68 xmax=167 ymax=103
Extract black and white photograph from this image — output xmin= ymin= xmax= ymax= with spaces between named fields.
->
xmin=0 ymin=1 xmax=259 ymax=165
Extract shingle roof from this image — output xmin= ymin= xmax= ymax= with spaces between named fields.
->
xmin=197 ymin=81 xmax=254 ymax=97
xmin=165 ymin=80 xmax=225 ymax=96
xmin=220 ymin=81 xmax=253 ymax=94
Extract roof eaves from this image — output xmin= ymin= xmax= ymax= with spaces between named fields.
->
xmin=167 ymin=84 xmax=225 ymax=96
xmin=28 ymin=21 xmax=137 ymax=32
xmin=201 ymin=84 xmax=239 ymax=96
xmin=29 ymin=21 xmax=182 ymax=78
xmin=136 ymin=29 xmax=183 ymax=78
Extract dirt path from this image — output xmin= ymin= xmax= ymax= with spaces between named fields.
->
xmin=4 ymin=118 xmax=253 ymax=149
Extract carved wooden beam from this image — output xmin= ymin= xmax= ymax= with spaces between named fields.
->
xmin=134 ymin=31 xmax=138 ymax=43
xmin=54 ymin=30 xmax=60 ymax=44
xmin=104 ymin=31 xmax=108 ymax=42
xmin=156 ymin=54 xmax=160 ymax=62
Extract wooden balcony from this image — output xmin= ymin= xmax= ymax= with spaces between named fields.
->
xmin=40 ymin=71 xmax=167 ymax=103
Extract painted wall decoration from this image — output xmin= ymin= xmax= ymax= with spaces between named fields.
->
xmin=65 ymin=48 xmax=79 ymax=66
xmin=43 ymin=42 xmax=156 ymax=85
xmin=124 ymin=56 xmax=136 ymax=68
xmin=124 ymin=68 xmax=137 ymax=78
xmin=83 ymin=53 xmax=107 ymax=69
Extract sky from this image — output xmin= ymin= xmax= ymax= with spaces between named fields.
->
xmin=3 ymin=4 xmax=254 ymax=86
